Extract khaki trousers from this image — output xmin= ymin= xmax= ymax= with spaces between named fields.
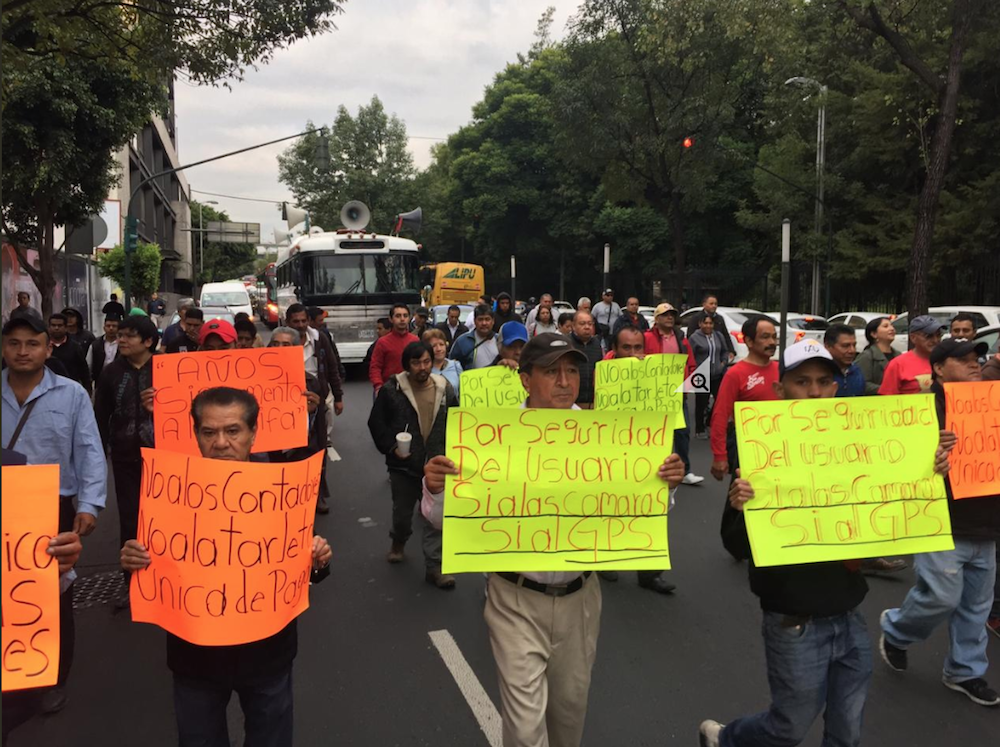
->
xmin=484 ymin=573 xmax=602 ymax=747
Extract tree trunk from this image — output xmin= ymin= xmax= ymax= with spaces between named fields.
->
xmin=670 ymin=191 xmax=685 ymax=304
xmin=36 ymin=201 xmax=58 ymax=319
xmin=907 ymin=32 xmax=968 ymax=316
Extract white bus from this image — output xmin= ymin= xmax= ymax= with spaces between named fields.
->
xmin=275 ymin=229 xmax=421 ymax=363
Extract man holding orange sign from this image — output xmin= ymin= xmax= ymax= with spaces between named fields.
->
xmin=879 ymin=338 xmax=999 ymax=707
xmin=122 ymin=387 xmax=332 ymax=746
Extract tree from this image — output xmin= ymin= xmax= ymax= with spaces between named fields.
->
xmin=1 ymin=1 xmax=345 ymax=86
xmin=96 ymin=242 xmax=162 ymax=303
xmin=277 ymin=97 xmax=418 ymax=233
xmin=1 ymin=56 xmax=163 ymax=316
xmin=554 ymin=0 xmax=786 ymax=302
xmin=191 ymin=199 xmax=257 ymax=283
xmin=836 ymin=0 xmax=991 ymax=315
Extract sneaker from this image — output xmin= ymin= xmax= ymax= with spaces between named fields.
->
xmin=425 ymin=570 xmax=457 ymax=590
xmin=699 ymin=719 xmax=724 ymax=747
xmin=682 ymin=472 xmax=705 ymax=486
xmin=942 ymin=677 xmax=1000 ymax=707
xmin=861 ymin=557 xmax=908 ymax=575
xmin=695 ymin=431 xmax=708 ymax=440
xmin=879 ymin=609 xmax=907 ymax=671
xmin=386 ymin=541 xmax=405 ymax=564
xmin=987 ymin=616 xmax=1000 ymax=640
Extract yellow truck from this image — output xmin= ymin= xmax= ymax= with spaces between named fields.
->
xmin=421 ymin=262 xmax=485 ymax=306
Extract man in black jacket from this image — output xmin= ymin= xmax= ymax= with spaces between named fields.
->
xmin=492 ymin=291 xmax=522 ymax=331
xmin=879 ymin=338 xmax=999 ymax=707
xmin=435 ymin=304 xmax=468 ymax=351
xmin=699 ymin=340 xmax=955 ymax=746
xmin=90 ymin=315 xmax=120 ymax=386
xmin=570 ymin=310 xmax=602 ymax=408
xmin=47 ymin=313 xmax=91 ymax=391
xmin=121 ymin=387 xmax=332 ymax=747
xmin=367 ymin=340 xmax=457 ymax=588
xmin=93 ymin=315 xmax=157 ymax=609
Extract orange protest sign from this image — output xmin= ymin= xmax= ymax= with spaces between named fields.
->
xmin=2 ymin=465 xmax=60 ymax=692
xmin=153 ymin=347 xmax=308 ymax=455
xmin=944 ymin=381 xmax=1000 ymax=500
xmin=130 ymin=448 xmax=323 ymax=646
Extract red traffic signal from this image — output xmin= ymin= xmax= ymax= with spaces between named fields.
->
xmin=682 ymin=136 xmax=694 ymax=149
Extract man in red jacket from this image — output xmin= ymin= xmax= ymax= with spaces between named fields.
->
xmin=709 ymin=316 xmax=780 ymax=481
xmin=369 ymin=303 xmax=419 ymax=394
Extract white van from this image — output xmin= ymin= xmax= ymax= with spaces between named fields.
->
xmin=200 ymin=281 xmax=253 ymax=321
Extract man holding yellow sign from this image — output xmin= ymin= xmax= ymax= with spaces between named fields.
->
xmin=422 ymin=333 xmax=685 ymax=747
xmin=698 ymin=339 xmax=954 ymax=747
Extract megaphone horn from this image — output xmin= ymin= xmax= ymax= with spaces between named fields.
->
xmin=340 ymin=201 xmax=371 ymax=231
xmin=281 ymin=203 xmax=310 ymax=230
xmin=273 ymin=227 xmax=295 ymax=244
xmin=393 ymin=207 xmax=422 ymax=235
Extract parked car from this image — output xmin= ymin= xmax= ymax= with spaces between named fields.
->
xmin=679 ymin=306 xmax=777 ymax=360
xmin=165 ymin=306 xmax=236 ymax=329
xmin=200 ymin=281 xmax=254 ymax=321
xmin=552 ymin=300 xmax=576 ymax=313
xmin=766 ymin=312 xmax=829 ymax=350
xmin=638 ymin=306 xmax=657 ymax=328
xmin=430 ymin=304 xmax=474 ymax=326
xmin=971 ymin=324 xmax=999 ymax=360
xmin=827 ymin=311 xmax=895 ymax=350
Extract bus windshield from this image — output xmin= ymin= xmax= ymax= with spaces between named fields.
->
xmin=302 ymin=253 xmax=419 ymax=296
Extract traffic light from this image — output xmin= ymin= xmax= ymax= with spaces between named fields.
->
xmin=682 ymin=136 xmax=694 ymax=149
xmin=124 ymin=215 xmax=138 ymax=254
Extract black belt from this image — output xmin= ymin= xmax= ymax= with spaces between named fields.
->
xmin=495 ymin=571 xmax=592 ymax=597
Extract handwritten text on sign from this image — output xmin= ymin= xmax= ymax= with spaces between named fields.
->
xmin=460 ymin=366 xmax=527 ymax=408
xmin=2 ymin=465 xmax=60 ymax=692
xmin=153 ymin=347 xmax=308 ymax=455
xmin=442 ymin=408 xmax=676 ymax=573
xmin=131 ymin=448 xmax=322 ymax=646
xmin=735 ymin=395 xmax=952 ymax=567
xmin=944 ymin=381 xmax=1000 ymax=499
xmin=594 ymin=355 xmax=687 ymax=427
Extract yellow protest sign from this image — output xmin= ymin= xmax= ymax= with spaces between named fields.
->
xmin=459 ymin=366 xmax=527 ymax=408
xmin=594 ymin=355 xmax=686 ymax=427
xmin=442 ymin=408 xmax=676 ymax=573
xmin=130 ymin=448 xmax=322 ymax=646
xmin=735 ymin=394 xmax=952 ymax=567
xmin=2 ymin=465 xmax=60 ymax=692
xmin=943 ymin=381 xmax=1000 ymax=500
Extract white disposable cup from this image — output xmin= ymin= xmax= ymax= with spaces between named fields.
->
xmin=396 ymin=432 xmax=412 ymax=456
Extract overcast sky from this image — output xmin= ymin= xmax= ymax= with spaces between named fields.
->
xmin=173 ymin=0 xmax=580 ymax=244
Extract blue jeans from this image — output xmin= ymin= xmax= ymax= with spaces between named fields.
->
xmin=882 ymin=538 xmax=997 ymax=682
xmin=720 ymin=609 xmax=872 ymax=747
xmin=993 ymin=546 xmax=1000 ymax=618
xmin=674 ymin=395 xmax=692 ymax=473
xmin=173 ymin=668 xmax=293 ymax=747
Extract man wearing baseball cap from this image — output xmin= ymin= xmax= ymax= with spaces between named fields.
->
xmin=492 ymin=321 xmax=529 ymax=368
xmin=423 ymin=333 xmax=686 ymax=746
xmin=645 ymin=302 xmax=703 ymax=485
xmin=700 ymin=339 xmax=956 ymax=746
xmin=198 ymin=318 xmax=237 ymax=351
xmin=592 ymin=288 xmax=622 ymax=348
xmin=878 ymin=314 xmax=942 ymax=395
xmin=879 ymin=337 xmax=999 ymax=707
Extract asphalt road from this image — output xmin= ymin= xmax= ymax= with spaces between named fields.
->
xmin=13 ymin=374 xmax=997 ymax=746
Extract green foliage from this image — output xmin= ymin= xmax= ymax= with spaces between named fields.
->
xmin=191 ymin=200 xmax=258 ymax=283
xmin=1 ymin=1 xmax=345 ymax=87
xmin=277 ymin=97 xmax=418 ymax=233
xmin=96 ymin=242 xmax=162 ymax=302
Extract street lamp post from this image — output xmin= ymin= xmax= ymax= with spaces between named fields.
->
xmin=198 ymin=200 xmax=219 ymax=283
xmin=785 ymin=76 xmax=827 ymax=315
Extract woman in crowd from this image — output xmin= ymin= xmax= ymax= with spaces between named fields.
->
xmin=855 ymin=316 xmax=899 ymax=394
xmin=423 ymin=328 xmax=462 ymax=398
xmin=529 ymin=305 xmax=558 ymax=337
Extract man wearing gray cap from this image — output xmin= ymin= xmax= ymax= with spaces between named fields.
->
xmin=878 ymin=314 xmax=942 ymax=395
xmin=422 ymin=333 xmax=685 ymax=746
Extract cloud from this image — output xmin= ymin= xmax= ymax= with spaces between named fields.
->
xmin=173 ymin=0 xmax=579 ymax=242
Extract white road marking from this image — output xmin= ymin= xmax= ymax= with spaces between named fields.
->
xmin=428 ymin=629 xmax=502 ymax=747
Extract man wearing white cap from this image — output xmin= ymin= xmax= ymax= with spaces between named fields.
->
xmin=699 ymin=339 xmax=955 ymax=747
